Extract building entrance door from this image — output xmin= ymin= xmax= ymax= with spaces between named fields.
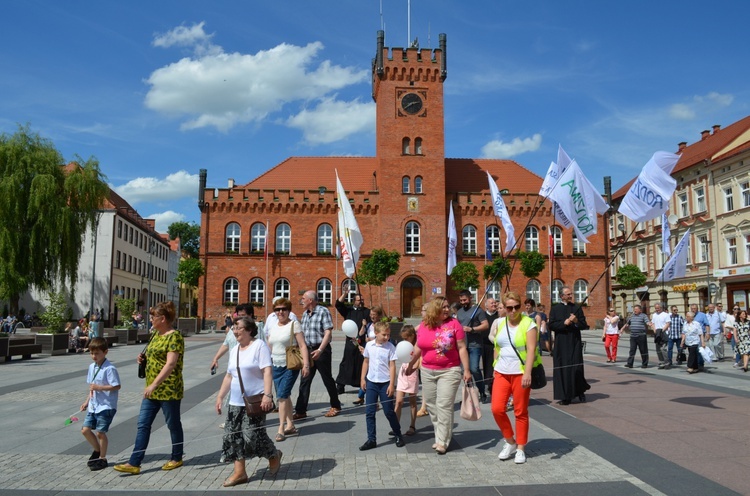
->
xmin=401 ymin=277 xmax=423 ymax=318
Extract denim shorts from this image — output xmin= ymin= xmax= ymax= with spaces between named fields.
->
xmin=83 ymin=409 xmax=117 ymax=432
xmin=272 ymin=366 xmax=300 ymax=399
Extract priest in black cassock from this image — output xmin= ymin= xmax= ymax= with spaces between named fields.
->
xmin=334 ymin=283 xmax=370 ymax=393
xmin=548 ymin=285 xmax=591 ymax=405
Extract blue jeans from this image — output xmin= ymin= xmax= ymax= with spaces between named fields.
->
xmin=666 ymin=337 xmax=683 ymax=364
xmin=365 ymin=379 xmax=401 ymax=442
xmin=468 ymin=345 xmax=485 ymax=396
xmin=129 ymin=398 xmax=183 ymax=466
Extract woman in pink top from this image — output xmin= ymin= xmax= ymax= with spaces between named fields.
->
xmin=406 ymin=296 xmax=471 ymax=454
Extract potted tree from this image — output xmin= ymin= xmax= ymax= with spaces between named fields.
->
xmin=36 ymin=290 xmax=71 ymax=355
xmin=113 ymin=296 xmax=138 ymax=344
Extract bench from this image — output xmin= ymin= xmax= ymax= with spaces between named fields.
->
xmin=5 ymin=342 xmax=43 ymax=361
xmin=103 ymin=335 xmax=119 ymax=347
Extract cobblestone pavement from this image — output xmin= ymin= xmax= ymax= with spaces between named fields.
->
xmin=0 ymin=329 xmax=744 ymax=495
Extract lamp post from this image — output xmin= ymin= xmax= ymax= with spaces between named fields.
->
xmin=147 ymin=238 xmax=155 ymax=312
xmin=703 ymin=239 xmax=712 ymax=306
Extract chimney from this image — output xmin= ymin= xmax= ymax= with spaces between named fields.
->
xmin=701 ymin=130 xmax=710 ymax=140
xmin=198 ymin=169 xmax=207 ymax=208
xmin=678 ymin=141 xmax=687 ymax=152
xmin=712 ymin=124 xmax=721 ymax=134
xmin=228 ymin=178 xmax=235 ymax=188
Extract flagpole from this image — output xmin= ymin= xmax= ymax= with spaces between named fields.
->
xmin=265 ymin=220 xmax=270 ymax=320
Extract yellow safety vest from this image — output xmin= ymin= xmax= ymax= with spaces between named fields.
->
xmin=493 ymin=315 xmax=542 ymax=373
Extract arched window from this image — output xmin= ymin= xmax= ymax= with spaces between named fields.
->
xmin=342 ymin=278 xmax=358 ymax=303
xmin=250 ymin=222 xmax=266 ymax=253
xmin=526 ymin=279 xmax=541 ymax=303
xmin=249 ymin=278 xmax=264 ymax=304
xmin=415 ymin=176 xmax=423 ymax=193
xmin=274 ymin=278 xmax=290 ymax=299
xmin=486 ymin=225 xmax=500 ymax=255
xmin=551 ymin=226 xmax=563 ymax=254
xmin=572 ymin=232 xmax=586 ymax=255
xmin=574 ymin=280 xmax=588 ymax=302
xmin=487 ymin=280 xmax=501 ymax=300
xmin=402 ymin=176 xmax=410 ymax=194
xmin=224 ymin=278 xmax=239 ymax=304
xmin=225 ymin=223 xmax=240 ymax=252
xmin=462 ymin=225 xmax=477 ymax=255
xmin=317 ymin=278 xmax=332 ymax=304
xmin=525 ymin=226 xmax=539 ymax=252
xmin=414 ymin=137 xmax=423 ymax=154
xmin=317 ymin=224 xmax=333 ymax=255
xmin=405 ymin=221 xmax=420 ymax=254
xmin=276 ymin=223 xmax=291 ymax=254
xmin=552 ymin=279 xmax=564 ymax=304
xmin=402 ymin=137 xmax=410 ymax=155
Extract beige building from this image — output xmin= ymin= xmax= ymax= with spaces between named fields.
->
xmin=609 ymin=116 xmax=750 ymax=315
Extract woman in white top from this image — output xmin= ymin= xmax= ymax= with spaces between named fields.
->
xmin=215 ymin=317 xmax=281 ymax=487
xmin=265 ymin=298 xmax=309 ymax=441
xmin=602 ymin=308 xmax=621 ymax=363
xmin=488 ymin=291 xmax=539 ymax=465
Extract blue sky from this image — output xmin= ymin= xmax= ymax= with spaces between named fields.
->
xmin=3 ymin=1 xmax=749 ymax=232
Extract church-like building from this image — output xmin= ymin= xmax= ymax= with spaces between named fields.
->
xmin=197 ymin=31 xmax=607 ymax=324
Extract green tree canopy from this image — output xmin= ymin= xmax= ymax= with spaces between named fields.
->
xmin=450 ymin=262 xmax=480 ymax=291
xmin=358 ymin=249 xmax=401 ymax=287
xmin=518 ymin=250 xmax=546 ymax=278
xmin=176 ymin=258 xmax=205 ymax=287
xmin=616 ymin=264 xmax=647 ymax=289
xmin=483 ymin=258 xmax=511 ymax=282
xmin=0 ymin=125 xmax=109 ymax=313
xmin=167 ymin=221 xmax=201 ymax=258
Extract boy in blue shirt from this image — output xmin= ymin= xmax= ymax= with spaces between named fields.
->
xmin=80 ymin=337 xmax=121 ymax=471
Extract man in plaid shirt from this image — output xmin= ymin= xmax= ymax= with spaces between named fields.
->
xmin=294 ymin=290 xmax=342 ymax=419
xmin=665 ymin=306 xmax=685 ymax=369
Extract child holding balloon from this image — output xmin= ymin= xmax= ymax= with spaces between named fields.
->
xmin=395 ymin=325 xmax=419 ymax=435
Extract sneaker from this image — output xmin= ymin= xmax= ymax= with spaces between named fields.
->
xmin=658 ymin=364 xmax=665 ymax=369
xmin=514 ymin=450 xmax=526 ymax=464
xmin=733 ymin=362 xmax=740 ymax=369
xmin=498 ymin=441 xmax=518 ymax=460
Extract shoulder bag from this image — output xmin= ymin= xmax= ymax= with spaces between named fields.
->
xmin=137 ymin=330 xmax=156 ymax=379
xmin=459 ymin=377 xmax=482 ymax=421
xmin=285 ymin=321 xmax=304 ymax=371
xmin=506 ymin=319 xmax=547 ymax=390
xmin=236 ymin=344 xmax=273 ymax=416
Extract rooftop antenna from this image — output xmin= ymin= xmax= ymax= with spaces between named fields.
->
xmin=379 ymin=0 xmax=384 ymax=31
xmin=428 ymin=21 xmax=431 ymax=48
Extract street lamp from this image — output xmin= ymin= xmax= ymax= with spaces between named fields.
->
xmin=703 ymin=238 xmax=712 ymax=306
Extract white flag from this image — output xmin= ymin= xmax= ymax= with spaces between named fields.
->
xmin=618 ymin=151 xmax=680 ymax=223
xmin=662 ymin=213 xmax=671 ymax=257
xmin=487 ymin=171 xmax=516 ymax=253
xmin=657 ymin=228 xmax=690 ymax=283
xmin=447 ymin=201 xmax=457 ymax=275
xmin=547 ymin=160 xmax=609 ymax=243
xmin=336 ymin=172 xmax=363 ymax=277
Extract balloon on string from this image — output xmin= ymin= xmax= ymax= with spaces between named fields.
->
xmin=395 ymin=341 xmax=414 ymax=362
xmin=341 ymin=320 xmax=359 ymax=339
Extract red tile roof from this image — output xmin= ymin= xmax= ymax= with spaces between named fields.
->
xmin=612 ymin=115 xmax=750 ymax=200
xmin=244 ymin=157 xmax=379 ymax=191
xmin=445 ymin=158 xmax=543 ymax=194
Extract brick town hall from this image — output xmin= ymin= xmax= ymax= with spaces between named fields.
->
xmin=197 ymin=31 xmax=607 ymax=323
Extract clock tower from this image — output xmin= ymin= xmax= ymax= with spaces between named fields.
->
xmin=372 ymin=30 xmax=448 ymax=309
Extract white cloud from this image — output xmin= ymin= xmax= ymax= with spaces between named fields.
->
xmin=112 ymin=170 xmax=199 ymax=204
xmin=147 ymin=210 xmax=185 ymax=233
xmin=669 ymin=103 xmax=695 ymax=120
xmin=153 ymin=22 xmax=214 ymax=49
xmin=697 ymin=91 xmax=733 ymax=108
xmin=481 ymin=133 xmax=542 ymax=158
xmin=286 ymin=97 xmax=375 ymax=144
xmin=145 ymin=26 xmax=368 ymax=133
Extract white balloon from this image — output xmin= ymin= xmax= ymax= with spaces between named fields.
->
xmin=395 ymin=340 xmax=414 ymax=362
xmin=341 ymin=319 xmax=359 ymax=338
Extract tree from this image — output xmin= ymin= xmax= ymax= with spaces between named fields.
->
xmin=483 ymin=258 xmax=512 ymax=291
xmin=176 ymin=258 xmax=205 ymax=287
xmin=357 ymin=249 xmax=400 ymax=307
xmin=39 ymin=289 xmax=71 ymax=332
xmin=518 ymin=250 xmax=546 ymax=278
xmin=450 ymin=262 xmax=480 ymax=291
xmin=167 ymin=221 xmax=201 ymax=258
xmin=0 ymin=125 xmax=109 ymax=314
xmin=616 ymin=264 xmax=647 ymax=290
xmin=114 ymin=296 xmax=137 ymax=328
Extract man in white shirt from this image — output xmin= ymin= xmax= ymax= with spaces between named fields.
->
xmin=650 ymin=303 xmax=670 ymax=369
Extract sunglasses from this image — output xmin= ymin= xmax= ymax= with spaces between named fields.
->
xmin=505 ymin=304 xmax=521 ymax=311
xmin=273 ymin=308 xmax=287 ymax=312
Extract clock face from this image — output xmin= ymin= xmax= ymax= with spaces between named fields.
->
xmin=401 ymin=93 xmax=423 ymax=115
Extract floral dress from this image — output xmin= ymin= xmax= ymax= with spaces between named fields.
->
xmin=734 ymin=320 xmax=750 ymax=355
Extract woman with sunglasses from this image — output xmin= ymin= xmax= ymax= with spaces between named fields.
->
xmin=265 ymin=298 xmax=310 ymax=441
xmin=405 ymin=296 xmax=471 ymax=455
xmin=602 ymin=308 xmax=621 ymax=363
xmin=488 ymin=291 xmax=539 ymax=464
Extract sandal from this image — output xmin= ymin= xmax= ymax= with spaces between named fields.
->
xmin=283 ymin=427 xmax=299 ymax=436
xmin=324 ymin=408 xmax=341 ymax=418
xmin=405 ymin=426 xmax=416 ymax=436
xmin=275 ymin=432 xmax=286 ymax=442
xmin=417 ymin=409 xmax=428 ymax=417
xmin=222 ymin=475 xmax=249 ymax=487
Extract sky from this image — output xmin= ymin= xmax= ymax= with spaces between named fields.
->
xmin=2 ymin=1 xmax=749 ymax=232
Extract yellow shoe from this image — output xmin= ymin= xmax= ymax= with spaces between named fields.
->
xmin=113 ymin=463 xmax=141 ymax=475
xmin=162 ymin=460 xmax=183 ymax=471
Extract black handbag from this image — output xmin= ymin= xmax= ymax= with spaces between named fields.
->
xmin=137 ymin=331 xmax=156 ymax=379
xmin=506 ymin=318 xmax=547 ymax=390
